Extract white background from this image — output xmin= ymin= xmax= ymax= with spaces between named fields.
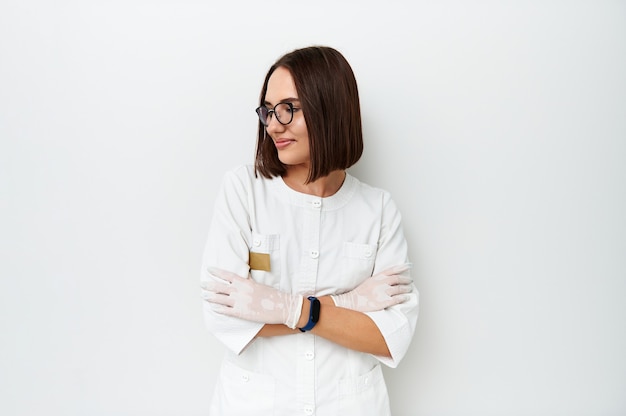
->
xmin=1 ymin=1 xmax=625 ymax=415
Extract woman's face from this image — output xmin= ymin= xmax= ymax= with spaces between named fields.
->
xmin=263 ymin=66 xmax=310 ymax=169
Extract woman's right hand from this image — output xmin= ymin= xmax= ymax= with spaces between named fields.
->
xmin=330 ymin=264 xmax=413 ymax=312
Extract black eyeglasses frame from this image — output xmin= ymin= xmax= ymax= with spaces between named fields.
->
xmin=255 ymin=102 xmax=299 ymax=126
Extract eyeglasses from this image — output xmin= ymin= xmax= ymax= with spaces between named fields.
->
xmin=255 ymin=102 xmax=299 ymax=126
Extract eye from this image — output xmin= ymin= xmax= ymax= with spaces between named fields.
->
xmin=286 ymin=104 xmax=301 ymax=114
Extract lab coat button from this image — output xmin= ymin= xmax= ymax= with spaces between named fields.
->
xmin=310 ymin=250 xmax=319 ymax=259
xmin=241 ymin=374 xmax=249 ymax=382
xmin=303 ymin=405 xmax=314 ymax=415
xmin=311 ymin=200 xmax=321 ymax=208
xmin=305 ymin=351 xmax=314 ymax=360
xmin=364 ymin=376 xmax=369 ymax=385
xmin=364 ymin=249 xmax=372 ymax=257
xmin=253 ymin=239 xmax=261 ymax=247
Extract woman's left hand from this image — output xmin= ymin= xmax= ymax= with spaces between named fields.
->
xmin=201 ymin=267 xmax=303 ymax=329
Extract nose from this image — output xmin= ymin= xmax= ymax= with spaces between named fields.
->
xmin=265 ymin=112 xmax=285 ymax=135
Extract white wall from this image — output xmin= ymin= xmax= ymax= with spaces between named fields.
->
xmin=1 ymin=1 xmax=624 ymax=415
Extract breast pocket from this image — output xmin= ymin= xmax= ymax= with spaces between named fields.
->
xmin=249 ymin=232 xmax=280 ymax=286
xmin=337 ymin=364 xmax=390 ymax=415
xmin=340 ymin=242 xmax=377 ymax=288
xmin=210 ymin=360 xmax=275 ymax=416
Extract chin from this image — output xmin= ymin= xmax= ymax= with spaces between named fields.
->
xmin=278 ymin=154 xmax=309 ymax=167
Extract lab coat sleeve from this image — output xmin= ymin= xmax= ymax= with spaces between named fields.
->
xmin=365 ymin=193 xmax=419 ymax=368
xmin=201 ymin=166 xmax=264 ymax=354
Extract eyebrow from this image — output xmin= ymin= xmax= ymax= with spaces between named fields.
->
xmin=263 ymin=97 xmax=300 ymax=107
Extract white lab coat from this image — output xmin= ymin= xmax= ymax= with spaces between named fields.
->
xmin=201 ymin=165 xmax=418 ymax=416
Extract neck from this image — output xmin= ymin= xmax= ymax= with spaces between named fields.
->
xmin=282 ymin=168 xmax=346 ymax=198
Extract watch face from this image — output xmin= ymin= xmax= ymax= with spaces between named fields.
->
xmin=299 ymin=297 xmax=321 ymax=332
xmin=310 ymin=298 xmax=321 ymax=322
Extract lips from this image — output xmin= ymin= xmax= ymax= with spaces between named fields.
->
xmin=274 ymin=139 xmax=295 ymax=150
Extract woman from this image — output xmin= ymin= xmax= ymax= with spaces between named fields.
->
xmin=200 ymin=46 xmax=418 ymax=416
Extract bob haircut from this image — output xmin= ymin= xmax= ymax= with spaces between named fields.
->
xmin=255 ymin=46 xmax=363 ymax=183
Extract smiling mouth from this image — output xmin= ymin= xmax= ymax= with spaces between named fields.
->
xmin=274 ymin=139 xmax=295 ymax=149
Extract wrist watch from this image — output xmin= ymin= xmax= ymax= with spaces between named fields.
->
xmin=299 ymin=296 xmax=321 ymax=332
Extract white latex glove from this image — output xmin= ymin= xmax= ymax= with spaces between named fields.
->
xmin=201 ymin=267 xmax=304 ymax=329
xmin=331 ymin=264 xmax=413 ymax=312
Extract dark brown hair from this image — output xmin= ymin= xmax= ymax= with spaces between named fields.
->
xmin=254 ymin=46 xmax=363 ymax=183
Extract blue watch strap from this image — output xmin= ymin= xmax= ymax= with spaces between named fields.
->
xmin=299 ymin=296 xmax=320 ymax=332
